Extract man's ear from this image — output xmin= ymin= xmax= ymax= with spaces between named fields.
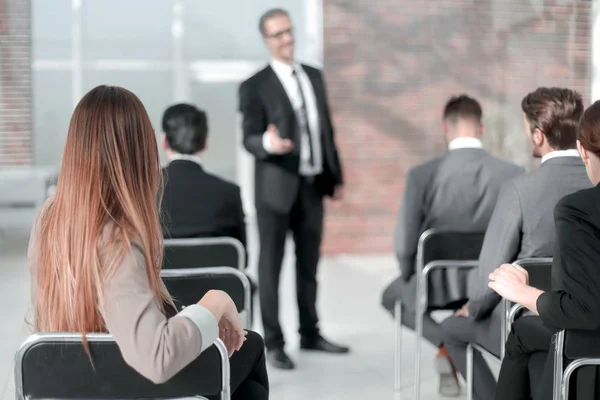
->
xmin=162 ymin=133 xmax=169 ymax=151
xmin=577 ymin=140 xmax=589 ymax=165
xmin=533 ymin=128 xmax=544 ymax=147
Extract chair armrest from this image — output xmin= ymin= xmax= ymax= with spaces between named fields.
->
xmin=507 ymin=303 xmax=525 ymax=333
xmin=421 ymin=260 xmax=478 ymax=277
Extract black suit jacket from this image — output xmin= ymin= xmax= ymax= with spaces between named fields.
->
xmin=161 ymin=160 xmax=246 ymax=249
xmin=536 ymin=183 xmax=600 ymax=331
xmin=238 ymin=64 xmax=343 ymax=213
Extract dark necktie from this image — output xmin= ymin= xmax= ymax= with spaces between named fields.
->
xmin=292 ymin=68 xmax=314 ymax=167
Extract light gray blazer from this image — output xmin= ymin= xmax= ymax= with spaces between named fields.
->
xmin=467 ymin=156 xmax=592 ymax=353
xmin=28 ymin=207 xmax=218 ymax=385
xmin=394 ymin=148 xmax=524 ymax=306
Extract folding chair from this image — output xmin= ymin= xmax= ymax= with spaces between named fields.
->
xmin=15 ymin=333 xmax=230 ymax=399
xmin=163 ymin=237 xmax=245 ymax=270
xmin=161 ymin=266 xmax=252 ymax=328
xmin=466 ymin=257 xmax=553 ymax=400
xmin=553 ymin=329 xmax=600 ymax=400
xmin=395 ymin=229 xmax=484 ymax=398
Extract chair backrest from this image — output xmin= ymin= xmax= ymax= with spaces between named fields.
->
xmin=516 ymin=258 xmax=553 ymax=292
xmin=502 ymin=258 xmax=553 ymax=345
xmin=417 ymin=230 xmax=485 ymax=307
xmin=417 ymin=229 xmax=485 ymax=266
xmin=163 ymin=237 xmax=244 ymax=270
xmin=161 ymin=267 xmax=251 ymax=327
xmin=15 ymin=333 xmax=229 ymax=400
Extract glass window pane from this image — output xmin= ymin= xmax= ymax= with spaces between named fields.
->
xmin=189 ymin=82 xmax=238 ymax=183
xmin=32 ymin=0 xmax=72 ymax=60
xmin=33 ymin=71 xmax=72 ymax=167
xmin=81 ymin=0 xmax=172 ymax=61
xmin=182 ymin=0 xmax=306 ymax=61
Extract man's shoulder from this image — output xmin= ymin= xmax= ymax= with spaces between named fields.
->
xmin=484 ymin=153 xmax=524 ymax=174
xmin=407 ymin=156 xmax=444 ymax=180
xmin=240 ymin=65 xmax=272 ymax=88
xmin=300 ymin=63 xmax=322 ymax=75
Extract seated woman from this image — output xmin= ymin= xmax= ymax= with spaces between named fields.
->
xmin=488 ymin=100 xmax=600 ymax=400
xmin=29 ymin=85 xmax=269 ymax=400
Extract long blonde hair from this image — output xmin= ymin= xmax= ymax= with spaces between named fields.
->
xmin=33 ymin=85 xmax=170 ymax=335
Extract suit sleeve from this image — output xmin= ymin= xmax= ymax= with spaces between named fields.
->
xmin=469 ymin=181 xmax=523 ymax=321
xmin=102 ymin=246 xmax=218 ymax=384
xmin=394 ymin=169 xmax=425 ymax=281
xmin=318 ymin=71 xmax=343 ymax=185
xmin=239 ymin=79 xmax=270 ymax=160
xmin=536 ymin=200 xmax=600 ymax=331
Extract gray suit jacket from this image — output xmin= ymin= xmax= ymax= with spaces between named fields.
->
xmin=466 ymin=156 xmax=592 ymax=352
xmin=395 ymin=148 xmax=524 ymax=295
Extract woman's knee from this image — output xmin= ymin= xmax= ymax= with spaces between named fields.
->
xmin=245 ymin=330 xmax=265 ymax=352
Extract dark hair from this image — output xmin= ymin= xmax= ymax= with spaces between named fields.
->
xmin=443 ymin=95 xmax=482 ymax=123
xmin=521 ymin=87 xmax=583 ymax=150
xmin=577 ymin=100 xmax=600 ymax=158
xmin=259 ymin=8 xmax=289 ymax=36
xmin=161 ymin=104 xmax=208 ymax=155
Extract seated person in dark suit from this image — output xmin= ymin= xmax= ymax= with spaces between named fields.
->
xmin=160 ymin=104 xmax=246 ymax=249
xmin=381 ymin=95 xmax=524 ymax=396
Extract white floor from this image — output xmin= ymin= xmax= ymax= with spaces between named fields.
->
xmin=0 ymin=217 xmax=464 ymax=400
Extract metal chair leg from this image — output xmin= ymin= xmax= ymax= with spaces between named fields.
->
xmin=553 ymin=331 xmax=565 ymax=400
xmin=466 ymin=344 xmax=474 ymax=400
xmin=394 ymin=300 xmax=402 ymax=391
xmin=413 ymin=293 xmax=424 ymax=399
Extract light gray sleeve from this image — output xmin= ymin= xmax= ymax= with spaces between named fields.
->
xmin=102 ymin=246 xmax=217 ymax=384
xmin=394 ymin=168 xmax=426 ymax=281
xmin=468 ymin=181 xmax=523 ymax=320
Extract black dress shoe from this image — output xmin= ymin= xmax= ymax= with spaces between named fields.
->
xmin=267 ymin=348 xmax=295 ymax=370
xmin=300 ymin=336 xmax=350 ymax=354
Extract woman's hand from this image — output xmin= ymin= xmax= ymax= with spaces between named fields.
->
xmin=488 ymin=263 xmax=544 ymax=315
xmin=218 ymin=311 xmax=247 ymax=357
xmin=488 ymin=263 xmax=530 ymax=304
xmin=198 ymin=290 xmax=247 ymax=356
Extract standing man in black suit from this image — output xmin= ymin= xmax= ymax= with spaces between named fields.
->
xmin=238 ymin=8 xmax=348 ymax=370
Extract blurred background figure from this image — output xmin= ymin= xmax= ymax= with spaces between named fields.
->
xmin=239 ymin=8 xmax=346 ymax=371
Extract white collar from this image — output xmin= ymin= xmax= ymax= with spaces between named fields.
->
xmin=447 ymin=137 xmax=484 ymax=151
xmin=168 ymin=153 xmax=203 ymax=167
xmin=270 ymin=59 xmax=299 ymax=77
xmin=541 ymin=149 xmax=580 ymax=164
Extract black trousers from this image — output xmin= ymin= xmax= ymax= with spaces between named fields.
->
xmin=257 ymin=178 xmax=323 ymax=350
xmin=207 ymin=331 xmax=269 ymax=400
xmin=496 ymin=316 xmax=555 ymax=400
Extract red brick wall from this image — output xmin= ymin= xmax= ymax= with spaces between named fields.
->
xmin=0 ymin=0 xmax=32 ymax=166
xmin=322 ymin=0 xmax=591 ymax=254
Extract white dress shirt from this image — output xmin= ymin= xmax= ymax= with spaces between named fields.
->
xmin=541 ymin=149 xmax=580 ymax=164
xmin=262 ymin=59 xmax=323 ymax=176
xmin=447 ymin=137 xmax=484 ymax=151
xmin=167 ymin=153 xmax=203 ymax=167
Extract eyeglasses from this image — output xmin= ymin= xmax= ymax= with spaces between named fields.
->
xmin=264 ymin=27 xmax=294 ymax=40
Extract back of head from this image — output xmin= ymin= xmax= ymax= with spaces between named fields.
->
xmin=34 ymin=85 xmax=169 ymax=334
xmin=162 ymin=104 xmax=208 ymax=155
xmin=443 ymin=95 xmax=483 ymax=139
xmin=521 ymin=87 xmax=583 ymax=150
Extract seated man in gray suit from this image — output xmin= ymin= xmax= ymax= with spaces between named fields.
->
xmin=440 ymin=87 xmax=592 ymax=399
xmin=381 ymin=95 xmax=523 ymax=395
